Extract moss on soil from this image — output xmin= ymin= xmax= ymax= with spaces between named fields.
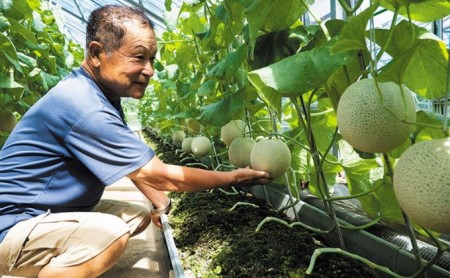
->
xmin=143 ymin=129 xmax=378 ymax=278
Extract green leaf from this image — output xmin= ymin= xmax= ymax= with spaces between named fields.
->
xmin=165 ymin=0 xmax=173 ymax=11
xmin=373 ymin=20 xmax=429 ymax=58
xmin=207 ymin=45 xmax=247 ymax=80
xmin=8 ymin=17 xmax=39 ymax=46
xmin=332 ymin=4 xmax=378 ymax=54
xmin=0 ymin=32 xmax=21 ymax=72
xmin=0 ymin=13 xmax=10 ymax=31
xmin=2 ymin=0 xmax=32 ymax=20
xmin=372 ymin=178 xmax=403 ymax=223
xmin=379 ymin=0 xmax=450 ymax=22
xmin=242 ymin=0 xmax=306 ymax=59
xmin=39 ymin=71 xmax=60 ymax=91
xmin=248 ymin=43 xmax=351 ymax=98
xmin=0 ymin=74 xmax=25 ymax=104
xmin=197 ymin=80 xmax=217 ymax=97
xmin=413 ymin=110 xmax=450 ymax=141
xmin=200 ymin=91 xmax=246 ymax=126
xmin=378 ymin=38 xmax=448 ymax=100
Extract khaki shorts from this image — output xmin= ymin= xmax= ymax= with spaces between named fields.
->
xmin=0 ymin=199 xmax=149 ymax=277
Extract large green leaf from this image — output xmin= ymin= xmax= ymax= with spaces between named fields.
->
xmin=0 ymin=32 xmax=21 ymax=72
xmin=373 ymin=20 xmax=430 ymax=58
xmin=207 ymin=45 xmax=247 ymax=80
xmin=8 ymin=17 xmax=38 ymax=47
xmin=378 ymin=38 xmax=448 ymax=99
xmin=0 ymin=74 xmax=25 ymax=106
xmin=0 ymin=13 xmax=10 ymax=31
xmin=379 ymin=0 xmax=450 ymax=22
xmin=332 ymin=4 xmax=378 ymax=54
xmin=2 ymin=0 xmax=32 ymax=20
xmin=199 ymin=91 xmax=246 ymax=126
xmin=248 ymin=43 xmax=351 ymax=99
xmin=237 ymin=0 xmax=306 ymax=59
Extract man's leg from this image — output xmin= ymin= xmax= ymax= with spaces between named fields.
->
xmin=38 ymin=233 xmax=130 ymax=278
xmin=0 ymin=212 xmax=130 ymax=278
xmin=91 ymin=199 xmax=152 ymax=236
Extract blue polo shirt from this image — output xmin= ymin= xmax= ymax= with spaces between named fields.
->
xmin=0 ymin=67 xmax=155 ymax=243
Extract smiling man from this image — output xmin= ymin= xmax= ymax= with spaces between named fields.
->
xmin=0 ymin=5 xmax=270 ymax=278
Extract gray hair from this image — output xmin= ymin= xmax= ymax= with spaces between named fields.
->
xmin=86 ymin=5 xmax=153 ymax=54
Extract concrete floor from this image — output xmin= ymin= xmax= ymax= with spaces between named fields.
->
xmin=99 ymin=178 xmax=173 ymax=278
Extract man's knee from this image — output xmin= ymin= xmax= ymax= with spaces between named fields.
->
xmin=131 ymin=213 xmax=151 ymax=236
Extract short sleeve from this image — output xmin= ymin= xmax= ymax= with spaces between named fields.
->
xmin=65 ymin=109 xmax=154 ymax=185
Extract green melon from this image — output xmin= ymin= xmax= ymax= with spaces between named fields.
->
xmin=191 ymin=136 xmax=211 ymax=158
xmin=0 ymin=111 xmax=17 ymax=132
xmin=228 ymin=137 xmax=256 ymax=168
xmin=336 ymin=79 xmax=416 ymax=153
xmin=250 ymin=138 xmax=291 ymax=178
xmin=221 ymin=120 xmax=249 ymax=146
xmin=393 ymin=138 xmax=450 ymax=234
xmin=182 ymin=137 xmax=194 ymax=153
xmin=172 ymin=130 xmax=186 ymax=145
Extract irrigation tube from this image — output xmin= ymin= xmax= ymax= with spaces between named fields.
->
xmin=160 ymin=214 xmax=185 ymax=278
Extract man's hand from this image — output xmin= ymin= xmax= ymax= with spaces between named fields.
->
xmin=232 ymin=167 xmax=273 ymax=186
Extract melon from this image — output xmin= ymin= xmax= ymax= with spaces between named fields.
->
xmin=393 ymin=138 xmax=450 ymax=234
xmin=182 ymin=137 xmax=194 ymax=153
xmin=228 ymin=137 xmax=256 ymax=168
xmin=250 ymin=138 xmax=291 ymax=178
xmin=336 ymin=79 xmax=416 ymax=153
xmin=221 ymin=120 xmax=249 ymax=146
xmin=0 ymin=111 xmax=17 ymax=132
xmin=191 ymin=136 xmax=211 ymax=158
xmin=172 ymin=130 xmax=186 ymax=145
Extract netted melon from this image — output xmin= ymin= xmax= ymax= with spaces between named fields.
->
xmin=393 ymin=138 xmax=450 ymax=234
xmin=336 ymin=79 xmax=416 ymax=153
xmin=250 ymin=138 xmax=291 ymax=178
xmin=221 ymin=120 xmax=249 ymax=146
xmin=191 ymin=136 xmax=211 ymax=158
xmin=228 ymin=137 xmax=256 ymax=168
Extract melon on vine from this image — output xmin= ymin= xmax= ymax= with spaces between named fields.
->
xmin=191 ymin=136 xmax=211 ymax=158
xmin=336 ymin=79 xmax=416 ymax=153
xmin=221 ymin=120 xmax=249 ymax=146
xmin=250 ymin=138 xmax=291 ymax=178
xmin=228 ymin=137 xmax=256 ymax=168
xmin=172 ymin=130 xmax=186 ymax=145
xmin=182 ymin=137 xmax=194 ymax=153
xmin=393 ymin=138 xmax=450 ymax=234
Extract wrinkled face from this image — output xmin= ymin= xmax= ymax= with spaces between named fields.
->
xmin=97 ymin=20 xmax=157 ymax=99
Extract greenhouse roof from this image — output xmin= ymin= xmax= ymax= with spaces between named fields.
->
xmin=50 ymin=0 xmax=180 ymax=47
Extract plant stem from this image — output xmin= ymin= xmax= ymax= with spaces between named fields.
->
xmin=299 ymin=0 xmax=331 ymax=41
xmin=255 ymin=216 xmax=335 ymax=234
xmin=325 ymin=180 xmax=383 ymax=201
xmin=383 ymin=153 xmax=424 ymax=275
xmin=229 ymin=201 xmax=259 ymax=211
xmin=374 ymin=7 xmax=399 ymax=63
xmin=293 ymin=96 xmax=347 ymax=250
xmin=306 ymin=247 xmax=403 ymax=277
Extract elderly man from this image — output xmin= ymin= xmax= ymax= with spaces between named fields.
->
xmin=0 ymin=5 xmax=270 ymax=277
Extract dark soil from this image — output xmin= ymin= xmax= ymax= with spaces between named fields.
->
xmin=143 ymin=129 xmax=379 ymax=278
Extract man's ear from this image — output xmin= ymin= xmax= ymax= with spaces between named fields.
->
xmin=87 ymin=41 xmax=102 ymax=67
